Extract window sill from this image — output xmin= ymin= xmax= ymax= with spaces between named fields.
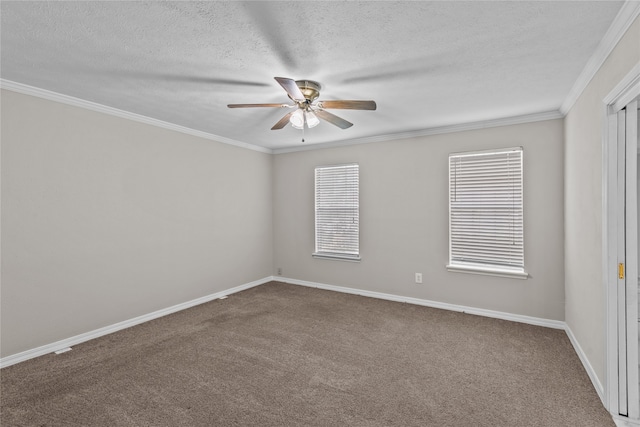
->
xmin=313 ymin=253 xmax=361 ymax=262
xmin=446 ymin=264 xmax=528 ymax=280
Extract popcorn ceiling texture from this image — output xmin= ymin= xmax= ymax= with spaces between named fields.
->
xmin=0 ymin=1 xmax=623 ymax=150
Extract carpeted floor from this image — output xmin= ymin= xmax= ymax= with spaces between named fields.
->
xmin=1 ymin=281 xmax=614 ymax=426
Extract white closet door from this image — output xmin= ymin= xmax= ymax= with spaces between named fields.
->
xmin=618 ymin=106 xmax=628 ymax=416
xmin=622 ymin=99 xmax=639 ymax=419
xmin=629 ymin=101 xmax=640 ymax=420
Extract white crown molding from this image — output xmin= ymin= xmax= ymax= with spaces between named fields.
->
xmin=0 ymin=79 xmax=272 ymax=154
xmin=560 ymin=0 xmax=640 ymax=115
xmin=2 ymin=77 xmax=563 ymax=156
xmin=3 ymin=4 xmax=637 ymax=157
xmin=0 ymin=276 xmax=274 ymax=369
xmin=277 ymin=276 xmax=566 ymax=329
xmin=604 ymin=61 xmax=640 ymax=112
xmin=273 ymin=110 xmax=564 ymax=154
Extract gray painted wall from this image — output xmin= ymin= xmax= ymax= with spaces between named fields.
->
xmin=564 ymin=16 xmax=640 ymax=387
xmin=1 ymin=89 xmax=274 ymax=358
xmin=273 ymin=119 xmax=565 ymax=320
xmin=5 ymin=14 xmax=636 ymax=368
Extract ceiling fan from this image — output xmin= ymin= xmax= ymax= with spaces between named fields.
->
xmin=227 ymin=77 xmax=376 ymax=131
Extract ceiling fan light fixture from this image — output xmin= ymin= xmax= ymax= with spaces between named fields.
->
xmin=229 ymin=77 xmax=373 ymax=131
xmin=305 ymin=111 xmax=320 ymax=128
xmin=290 ymin=109 xmax=304 ymax=129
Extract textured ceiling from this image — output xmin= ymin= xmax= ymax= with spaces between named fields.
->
xmin=0 ymin=1 xmax=625 ymax=151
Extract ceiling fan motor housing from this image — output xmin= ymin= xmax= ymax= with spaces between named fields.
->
xmin=295 ymin=80 xmax=321 ymax=102
xmin=227 ymin=77 xmax=373 ymax=130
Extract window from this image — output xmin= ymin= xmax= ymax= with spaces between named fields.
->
xmin=447 ymin=147 xmax=527 ymax=279
xmin=314 ymin=164 xmax=360 ymax=261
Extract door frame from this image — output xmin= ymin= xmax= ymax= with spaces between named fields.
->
xmin=604 ymin=61 xmax=640 ymax=423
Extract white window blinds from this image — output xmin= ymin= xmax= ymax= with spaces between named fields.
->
xmin=448 ymin=148 xmax=524 ymax=274
xmin=314 ymin=164 xmax=360 ymax=260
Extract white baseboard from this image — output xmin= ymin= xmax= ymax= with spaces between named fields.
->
xmin=565 ymin=324 xmax=605 ymax=405
xmin=276 ymin=277 xmax=628 ymax=424
xmin=0 ymin=276 xmax=274 ymax=369
xmin=278 ymin=277 xmax=620 ymax=420
xmin=4 ymin=275 xmax=621 ymax=425
xmin=3 ymin=274 xmax=614 ymax=425
xmin=276 ymin=276 xmax=566 ymax=330
xmin=614 ymin=415 xmax=640 ymax=427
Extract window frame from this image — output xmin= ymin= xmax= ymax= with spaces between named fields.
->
xmin=446 ymin=147 xmax=528 ymax=279
xmin=313 ymin=163 xmax=361 ymax=262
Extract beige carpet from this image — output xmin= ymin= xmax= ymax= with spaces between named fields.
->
xmin=1 ymin=281 xmax=614 ymax=426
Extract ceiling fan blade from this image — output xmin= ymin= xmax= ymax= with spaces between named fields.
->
xmin=317 ymin=100 xmax=377 ymax=110
xmin=98 ymin=70 xmax=272 ymax=87
xmin=274 ymin=77 xmax=305 ymax=101
xmin=227 ymin=103 xmax=289 ymax=108
xmin=315 ymin=110 xmax=353 ymax=129
xmin=271 ymin=111 xmax=294 ymax=130
xmin=155 ymin=76 xmax=270 ymax=87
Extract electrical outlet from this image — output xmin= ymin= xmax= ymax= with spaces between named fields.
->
xmin=415 ymin=273 xmax=423 ymax=284
xmin=277 ymin=268 xmax=282 ymax=276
